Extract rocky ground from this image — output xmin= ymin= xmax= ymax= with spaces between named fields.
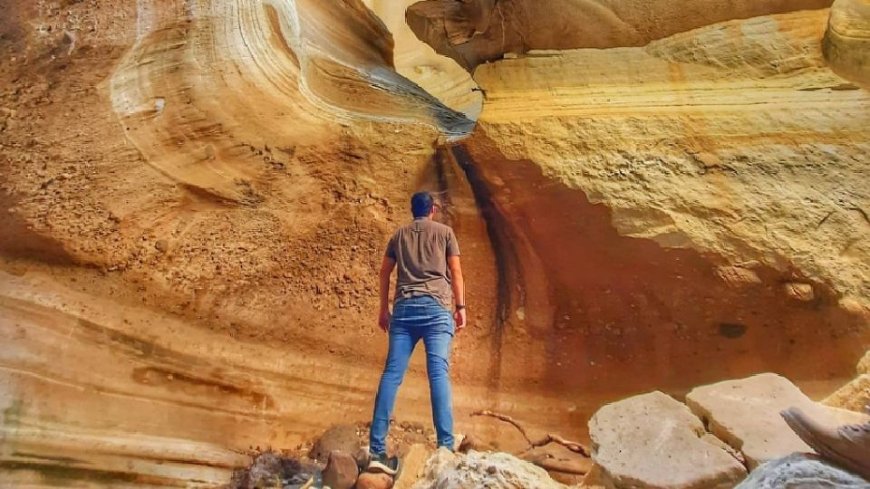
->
xmin=228 ymin=354 xmax=870 ymax=488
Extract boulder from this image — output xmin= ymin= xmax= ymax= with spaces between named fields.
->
xmin=355 ymin=472 xmax=394 ymax=489
xmin=824 ymin=0 xmax=870 ymax=87
xmin=687 ymin=373 xmax=869 ymax=469
xmin=393 ymin=444 xmax=431 ymax=489
xmin=589 ymin=391 xmax=746 ymax=489
xmin=322 ymin=450 xmax=359 ymax=489
xmin=413 ymin=448 xmax=568 ymax=489
xmin=823 ymin=374 xmax=870 ymax=413
xmin=735 ymin=452 xmax=869 ymax=488
xmin=310 ymin=425 xmax=361 ymax=462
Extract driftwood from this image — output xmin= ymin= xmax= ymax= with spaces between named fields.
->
xmin=470 ymin=410 xmax=591 ymax=458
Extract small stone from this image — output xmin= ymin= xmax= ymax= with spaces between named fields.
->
xmin=715 ymin=266 xmax=762 ymax=288
xmin=355 ymin=472 xmax=393 ymax=489
xmin=322 ymin=450 xmax=358 ymax=489
xmin=783 ymin=282 xmax=814 ymax=301
xmin=155 ymin=240 xmax=168 ymax=252
xmin=694 ymin=151 xmax=722 ymax=169
xmin=457 ymin=434 xmax=481 ymax=453
xmin=353 ymin=448 xmax=371 ymax=470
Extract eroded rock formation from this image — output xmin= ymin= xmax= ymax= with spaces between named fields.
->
xmin=435 ymin=9 xmax=870 ymax=419
xmin=0 ymin=0 xmax=867 ymax=486
xmin=406 ymin=0 xmax=834 ymax=69
xmin=825 ymin=0 xmax=870 ymax=87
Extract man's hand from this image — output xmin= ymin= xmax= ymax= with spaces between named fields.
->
xmin=454 ymin=308 xmax=467 ymax=332
xmin=378 ymin=308 xmax=391 ymax=333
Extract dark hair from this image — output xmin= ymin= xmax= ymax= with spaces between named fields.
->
xmin=411 ymin=191 xmax=435 ymax=218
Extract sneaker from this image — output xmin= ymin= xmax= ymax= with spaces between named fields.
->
xmin=781 ymin=407 xmax=870 ymax=480
xmin=367 ymin=453 xmax=399 ymax=476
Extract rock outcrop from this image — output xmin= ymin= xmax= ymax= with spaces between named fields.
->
xmin=455 ymin=7 xmax=868 ymax=402
xmin=823 ymin=351 xmax=870 ymax=413
xmin=406 ymin=0 xmax=833 ymax=70
xmin=363 ymin=0 xmax=483 ymax=118
xmin=824 ymin=0 xmax=870 ymax=87
xmin=686 ymin=373 xmax=870 ymax=469
xmin=588 ymin=391 xmax=746 ymax=489
xmin=393 ymin=444 xmax=432 ymax=489
xmin=822 ymin=374 xmax=870 ymax=413
xmin=1 ymin=0 xmax=868 ymax=487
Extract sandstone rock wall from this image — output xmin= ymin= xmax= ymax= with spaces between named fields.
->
xmin=363 ymin=0 xmax=483 ymax=119
xmin=406 ymin=0 xmax=834 ymax=69
xmin=458 ymin=9 xmax=868 ymax=396
xmin=0 ymin=0 xmax=504 ymax=485
xmin=1 ymin=0 xmax=867 ymax=487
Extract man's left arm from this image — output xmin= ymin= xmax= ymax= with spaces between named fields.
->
xmin=446 ymin=228 xmax=466 ymax=331
xmin=448 ymin=255 xmax=466 ymax=331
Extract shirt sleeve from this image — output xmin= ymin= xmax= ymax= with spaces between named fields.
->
xmin=385 ymin=233 xmax=397 ymax=260
xmin=446 ymin=228 xmax=460 ymax=257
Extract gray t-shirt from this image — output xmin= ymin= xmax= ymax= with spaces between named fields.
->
xmin=385 ymin=218 xmax=460 ymax=309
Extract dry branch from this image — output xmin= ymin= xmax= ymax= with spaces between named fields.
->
xmin=531 ymin=458 xmax=590 ymax=475
xmin=470 ymin=410 xmax=590 ymax=457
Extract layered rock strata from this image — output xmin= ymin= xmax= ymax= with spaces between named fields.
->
xmin=456 ymin=8 xmax=869 ymax=395
xmin=407 ymin=0 xmax=834 ymax=69
xmin=1 ymin=0 xmax=868 ymax=487
xmin=0 ymin=0 xmax=491 ymax=485
xmin=363 ymin=0 xmax=483 ymax=118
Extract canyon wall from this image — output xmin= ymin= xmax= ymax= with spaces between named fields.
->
xmin=0 ymin=0 xmax=867 ymax=486
xmin=0 ymin=1 xmax=496 ymax=485
xmin=456 ymin=7 xmax=869 ymax=402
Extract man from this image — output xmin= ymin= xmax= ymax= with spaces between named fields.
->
xmin=367 ymin=191 xmax=466 ymax=474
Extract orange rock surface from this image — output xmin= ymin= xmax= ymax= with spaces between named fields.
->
xmin=0 ymin=0 xmax=867 ymax=486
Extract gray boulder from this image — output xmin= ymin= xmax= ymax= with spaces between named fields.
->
xmin=735 ymin=453 xmax=869 ymax=488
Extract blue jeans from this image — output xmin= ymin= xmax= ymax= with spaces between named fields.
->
xmin=369 ymin=295 xmax=455 ymax=454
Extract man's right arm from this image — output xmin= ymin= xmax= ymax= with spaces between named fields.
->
xmin=378 ymin=255 xmax=396 ymax=332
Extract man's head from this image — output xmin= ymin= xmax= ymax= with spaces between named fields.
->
xmin=411 ymin=191 xmax=436 ymax=218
